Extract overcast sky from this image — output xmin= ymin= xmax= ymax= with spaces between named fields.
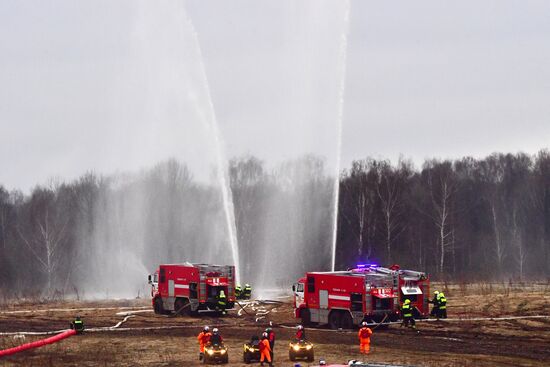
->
xmin=1 ymin=0 xmax=549 ymax=192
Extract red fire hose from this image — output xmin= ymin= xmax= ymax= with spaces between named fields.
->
xmin=0 ymin=329 xmax=77 ymax=358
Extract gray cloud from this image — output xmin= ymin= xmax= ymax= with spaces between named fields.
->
xmin=1 ymin=0 xmax=549 ymax=191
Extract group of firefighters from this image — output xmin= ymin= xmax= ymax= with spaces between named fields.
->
xmin=197 ymin=326 xmax=224 ymax=361
xmin=235 ymin=283 xmax=253 ymax=300
xmin=214 ymin=284 xmax=252 ymax=314
xmin=197 ymin=289 xmax=448 ymax=364
xmin=197 ymin=324 xmax=275 ymax=366
xmin=69 ymin=287 xmax=447 ymax=364
xmin=401 ymin=290 xmax=448 ymax=331
xmin=428 ymin=290 xmax=448 ymax=319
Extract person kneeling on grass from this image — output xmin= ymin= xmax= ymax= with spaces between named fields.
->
xmin=70 ymin=316 xmax=85 ymax=334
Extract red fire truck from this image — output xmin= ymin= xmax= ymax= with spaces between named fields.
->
xmin=292 ymin=264 xmax=429 ymax=328
xmin=148 ymin=262 xmax=236 ymax=315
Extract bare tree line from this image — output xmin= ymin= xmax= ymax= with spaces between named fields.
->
xmin=337 ymin=151 xmax=550 ymax=280
xmin=0 ymin=150 xmax=549 ymax=299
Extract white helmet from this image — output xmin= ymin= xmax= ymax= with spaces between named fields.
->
xmin=297 ymin=325 xmax=303 ymax=330
xmin=212 ymin=328 xmax=219 ymax=334
xmin=262 ymin=332 xmax=268 ymax=338
xmin=361 ymin=321 xmax=368 ymax=327
xmin=203 ymin=326 xmax=210 ymax=332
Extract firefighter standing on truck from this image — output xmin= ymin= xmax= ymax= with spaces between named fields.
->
xmin=358 ymin=321 xmax=373 ymax=354
xmin=400 ymin=299 xmax=418 ymax=332
xmin=197 ymin=326 xmax=212 ymax=361
xmin=259 ymin=332 xmax=273 ymax=366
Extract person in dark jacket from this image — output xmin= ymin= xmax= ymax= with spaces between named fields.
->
xmin=243 ymin=284 xmax=252 ymax=299
xmin=209 ymin=328 xmax=223 ymax=345
xmin=265 ymin=326 xmax=275 ymax=361
xmin=217 ymin=290 xmax=227 ymax=315
xmin=438 ymin=292 xmax=447 ymax=319
xmin=400 ymin=299 xmax=417 ymax=332
xmin=70 ymin=315 xmax=85 ymax=334
xmin=429 ymin=290 xmax=440 ymax=319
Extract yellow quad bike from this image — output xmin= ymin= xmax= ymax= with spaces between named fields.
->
xmin=203 ymin=343 xmax=229 ymax=364
xmin=242 ymin=337 xmax=261 ymax=364
xmin=289 ymin=339 xmax=314 ymax=362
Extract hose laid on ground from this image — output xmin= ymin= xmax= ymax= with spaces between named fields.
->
xmin=0 ymin=306 xmax=149 ymax=315
xmin=0 ymin=329 xmax=76 ymax=358
xmin=370 ymin=313 xmax=389 ymax=331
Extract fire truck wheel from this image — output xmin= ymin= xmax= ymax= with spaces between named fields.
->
xmin=340 ymin=312 xmax=354 ymax=329
xmin=328 ymin=311 xmax=342 ymax=329
xmin=153 ymin=298 xmax=165 ymax=315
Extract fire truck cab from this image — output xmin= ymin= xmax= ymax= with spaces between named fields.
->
xmin=148 ymin=262 xmax=236 ymax=315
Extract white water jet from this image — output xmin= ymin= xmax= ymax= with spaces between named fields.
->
xmin=331 ymin=0 xmax=351 ymax=271
xmin=182 ymin=7 xmax=241 ymax=283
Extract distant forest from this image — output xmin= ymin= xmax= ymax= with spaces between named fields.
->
xmin=0 ymin=150 xmax=549 ymax=298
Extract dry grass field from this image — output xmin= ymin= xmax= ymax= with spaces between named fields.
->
xmin=1 ymin=282 xmax=550 ymax=366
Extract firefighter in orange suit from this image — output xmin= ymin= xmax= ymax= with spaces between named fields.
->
xmin=259 ymin=332 xmax=273 ymax=366
xmin=358 ymin=321 xmax=373 ymax=354
xmin=197 ymin=325 xmax=211 ymax=361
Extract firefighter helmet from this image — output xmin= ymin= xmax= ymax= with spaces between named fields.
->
xmin=434 ymin=290 xmax=439 ymax=295
xmin=404 ymin=299 xmax=411 ymax=304
xmin=319 ymin=359 xmax=327 ymax=365
xmin=297 ymin=325 xmax=303 ymax=330
xmin=361 ymin=321 xmax=368 ymax=326
xmin=262 ymin=332 xmax=268 ymax=338
xmin=266 ymin=327 xmax=272 ymax=332
xmin=203 ymin=326 xmax=210 ymax=332
xmin=212 ymin=328 xmax=219 ymax=334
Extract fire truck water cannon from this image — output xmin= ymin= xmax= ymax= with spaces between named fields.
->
xmin=292 ymin=264 xmax=430 ymax=329
xmin=148 ymin=262 xmax=236 ymax=316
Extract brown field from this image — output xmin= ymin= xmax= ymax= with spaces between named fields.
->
xmin=1 ymin=282 xmax=550 ymax=366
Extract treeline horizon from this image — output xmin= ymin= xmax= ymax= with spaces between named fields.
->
xmin=0 ymin=150 xmax=549 ymax=299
